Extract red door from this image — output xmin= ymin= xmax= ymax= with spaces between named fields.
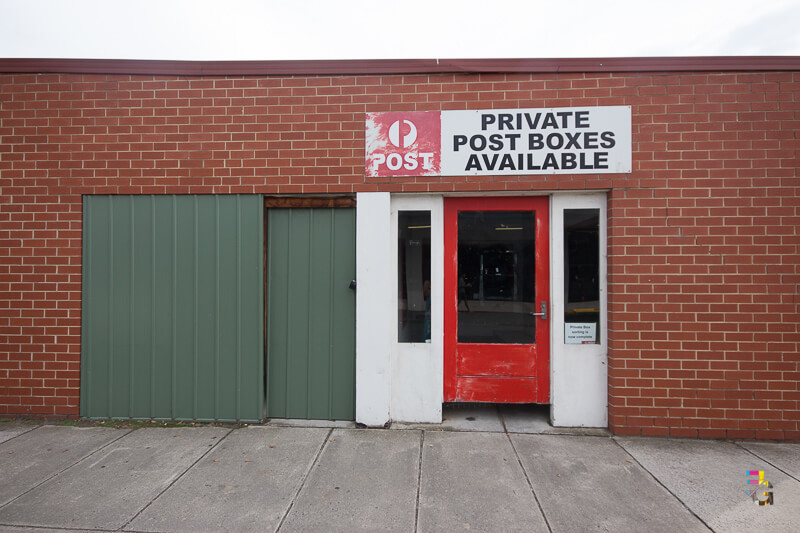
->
xmin=444 ymin=197 xmax=550 ymax=403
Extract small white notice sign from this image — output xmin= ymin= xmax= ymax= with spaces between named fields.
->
xmin=565 ymin=323 xmax=597 ymax=344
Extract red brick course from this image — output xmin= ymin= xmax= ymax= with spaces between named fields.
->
xmin=1 ymin=67 xmax=798 ymax=438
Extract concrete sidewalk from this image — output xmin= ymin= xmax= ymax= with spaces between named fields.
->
xmin=1 ymin=408 xmax=797 ymax=533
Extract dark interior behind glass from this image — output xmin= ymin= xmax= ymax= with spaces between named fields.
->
xmin=564 ymin=208 xmax=600 ymax=343
xmin=457 ymin=211 xmax=535 ymax=344
xmin=398 ymin=211 xmax=431 ymax=343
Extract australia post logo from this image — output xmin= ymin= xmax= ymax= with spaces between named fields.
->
xmin=365 ymin=112 xmax=441 ymax=177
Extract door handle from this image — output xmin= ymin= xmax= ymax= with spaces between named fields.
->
xmin=531 ymin=301 xmax=548 ymax=320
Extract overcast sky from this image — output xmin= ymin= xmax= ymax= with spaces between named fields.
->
xmin=1 ymin=0 xmax=799 ymax=60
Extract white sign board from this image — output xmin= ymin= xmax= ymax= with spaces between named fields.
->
xmin=366 ymin=106 xmax=631 ymax=177
xmin=565 ymin=323 xmax=597 ymax=344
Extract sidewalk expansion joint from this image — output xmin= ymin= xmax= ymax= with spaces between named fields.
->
xmin=500 ymin=410 xmax=553 ymax=533
xmin=413 ymin=430 xmax=424 ymax=533
xmin=0 ymin=424 xmax=42 ymax=445
xmin=610 ymin=438 xmax=714 ymax=532
xmin=0 ymin=427 xmax=133 ymax=513
xmin=274 ymin=426 xmax=334 ymax=533
xmin=734 ymin=441 xmax=800 ymax=484
xmin=116 ymin=427 xmax=234 ymax=532
xmin=0 ymin=525 xmax=119 ymax=532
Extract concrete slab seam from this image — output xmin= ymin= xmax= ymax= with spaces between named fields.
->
xmin=117 ymin=427 xmax=233 ymax=532
xmin=0 ymin=424 xmax=42 ymax=444
xmin=610 ymin=438 xmax=714 ymax=532
xmin=273 ymin=426 xmax=334 ymax=533
xmin=0 ymin=428 xmax=133 ymax=514
xmin=413 ymin=430 xmax=424 ymax=533
xmin=505 ymin=430 xmax=611 ymax=438
xmin=733 ymin=442 xmax=800 ymax=484
xmin=500 ymin=410 xmax=553 ymax=533
xmin=0 ymin=526 xmax=119 ymax=532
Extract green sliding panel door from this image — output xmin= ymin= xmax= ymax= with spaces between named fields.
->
xmin=266 ymin=208 xmax=356 ymax=420
xmin=81 ymin=195 xmax=263 ymax=422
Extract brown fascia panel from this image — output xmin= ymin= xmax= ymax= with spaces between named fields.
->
xmin=0 ymin=56 xmax=799 ymax=76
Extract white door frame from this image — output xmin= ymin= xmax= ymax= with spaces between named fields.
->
xmin=356 ymin=191 xmax=608 ymax=427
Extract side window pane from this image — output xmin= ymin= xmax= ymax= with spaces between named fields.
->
xmin=564 ymin=209 xmax=600 ymax=344
xmin=398 ymin=211 xmax=431 ymax=343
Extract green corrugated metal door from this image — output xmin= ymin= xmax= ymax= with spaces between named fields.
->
xmin=81 ymin=195 xmax=264 ymax=422
xmin=266 ymin=208 xmax=356 ymax=420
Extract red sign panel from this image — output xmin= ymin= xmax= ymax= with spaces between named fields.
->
xmin=365 ymin=111 xmax=441 ymax=177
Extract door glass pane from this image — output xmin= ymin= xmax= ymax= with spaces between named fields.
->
xmin=457 ymin=211 xmax=535 ymax=344
xmin=398 ymin=211 xmax=431 ymax=343
xmin=564 ymin=208 xmax=600 ymax=344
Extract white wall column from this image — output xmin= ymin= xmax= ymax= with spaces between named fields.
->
xmin=550 ymin=193 xmax=608 ymax=427
xmin=355 ymin=192 xmax=392 ymax=426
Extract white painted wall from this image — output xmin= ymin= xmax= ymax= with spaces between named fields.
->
xmin=550 ymin=193 xmax=608 ymax=427
xmin=390 ymin=195 xmax=444 ymax=423
xmin=355 ymin=192 xmax=392 ymax=426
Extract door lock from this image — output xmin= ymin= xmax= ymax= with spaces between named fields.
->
xmin=532 ymin=301 xmax=548 ymax=320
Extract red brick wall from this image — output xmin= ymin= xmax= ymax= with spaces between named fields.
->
xmin=1 ymin=70 xmax=798 ymax=438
